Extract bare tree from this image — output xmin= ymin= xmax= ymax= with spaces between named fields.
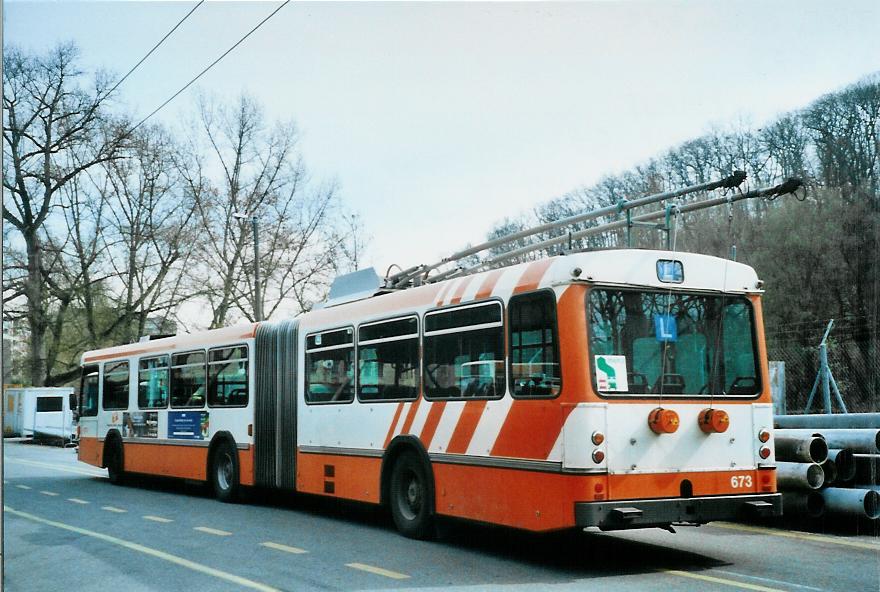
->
xmin=183 ymin=94 xmax=358 ymax=327
xmin=2 ymin=43 xmax=125 ymax=385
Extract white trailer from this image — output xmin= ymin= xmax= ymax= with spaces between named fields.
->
xmin=4 ymin=387 xmax=77 ymax=442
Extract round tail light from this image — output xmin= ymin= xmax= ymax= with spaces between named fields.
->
xmin=759 ymin=446 xmax=772 ymax=459
xmin=648 ymin=407 xmax=680 ymax=434
xmin=592 ymin=450 xmax=605 ymax=464
xmin=591 ymin=431 xmax=605 ymax=445
xmin=758 ymin=428 xmax=771 ymax=443
xmin=698 ymin=408 xmax=730 ymax=434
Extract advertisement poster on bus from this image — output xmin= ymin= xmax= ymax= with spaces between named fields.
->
xmin=122 ymin=412 xmax=158 ymax=438
xmin=168 ymin=410 xmax=210 ymax=440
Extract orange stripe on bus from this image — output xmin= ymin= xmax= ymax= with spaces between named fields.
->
xmin=383 ymin=403 xmax=405 ymax=447
xmin=513 ymin=259 xmax=554 ymax=294
xmin=490 ymin=400 xmax=568 ymax=459
xmin=475 ymin=268 xmax=505 ymax=300
xmin=448 ymin=276 xmax=475 ymax=305
xmin=296 ymin=451 xmax=381 ymax=503
xmin=435 ymin=282 xmax=454 ymax=306
xmin=419 ymin=401 xmax=446 ymax=448
xmin=445 ymin=400 xmax=487 ymax=454
xmin=398 ymin=398 xmax=422 ymax=435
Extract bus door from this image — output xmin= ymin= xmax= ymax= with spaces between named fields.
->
xmin=78 ymin=365 xmax=100 ymax=462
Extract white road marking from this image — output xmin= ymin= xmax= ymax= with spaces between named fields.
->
xmin=67 ymin=498 xmax=90 ymax=504
xmin=5 ymin=506 xmax=280 ymax=592
xmin=712 ymin=521 xmax=880 ymax=551
xmin=7 ymin=457 xmax=106 ymax=477
xmin=143 ymin=515 xmax=174 ymax=523
xmin=346 ymin=562 xmax=410 ymax=580
xmin=194 ymin=526 xmax=232 ymax=536
xmin=102 ymin=506 xmax=127 ymax=513
xmin=39 ymin=490 xmax=59 ymax=496
xmin=714 ymin=569 xmax=825 ymax=592
xmin=260 ymin=541 xmax=308 ymax=554
xmin=16 ymin=485 xmax=32 ymax=490
xmin=664 ymin=569 xmax=783 ymax=592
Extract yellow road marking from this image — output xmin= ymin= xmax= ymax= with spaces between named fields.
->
xmin=7 ymin=457 xmax=106 ymax=477
xmin=68 ymin=498 xmax=90 ymax=504
xmin=664 ymin=569 xmax=783 ymax=592
xmin=260 ymin=541 xmax=307 ymax=554
xmin=194 ymin=526 xmax=232 ymax=536
xmin=712 ymin=521 xmax=880 ymax=551
xmin=143 ymin=515 xmax=174 ymax=523
xmin=16 ymin=484 xmax=32 ymax=490
xmin=39 ymin=490 xmax=59 ymax=496
xmin=4 ymin=506 xmax=280 ymax=592
xmin=346 ymin=562 xmax=410 ymax=580
xmin=102 ymin=506 xmax=127 ymax=513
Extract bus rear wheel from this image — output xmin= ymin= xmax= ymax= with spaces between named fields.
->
xmin=105 ymin=440 xmax=125 ymax=485
xmin=211 ymin=441 xmax=240 ymax=503
xmin=389 ymin=451 xmax=434 ymax=539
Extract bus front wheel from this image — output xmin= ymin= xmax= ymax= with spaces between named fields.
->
xmin=211 ymin=441 xmax=240 ymax=503
xmin=105 ymin=440 xmax=125 ymax=485
xmin=389 ymin=451 xmax=434 ymax=539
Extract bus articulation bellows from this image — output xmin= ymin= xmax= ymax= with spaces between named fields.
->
xmin=78 ymin=249 xmax=781 ymax=537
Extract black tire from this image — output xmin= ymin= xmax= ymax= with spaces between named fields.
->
xmin=211 ymin=440 xmax=240 ymax=503
xmin=105 ymin=439 xmax=125 ymax=485
xmin=389 ymin=450 xmax=434 ymax=539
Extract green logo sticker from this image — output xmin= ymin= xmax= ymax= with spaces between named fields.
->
xmin=595 ymin=355 xmax=629 ymax=392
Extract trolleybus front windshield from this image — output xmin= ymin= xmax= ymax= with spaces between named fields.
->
xmin=588 ymin=288 xmax=760 ymax=397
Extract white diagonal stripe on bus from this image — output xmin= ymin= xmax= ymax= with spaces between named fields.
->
xmin=466 ymin=395 xmax=514 ymax=456
xmin=391 ymin=402 xmax=412 ymax=440
xmin=407 ymin=398 xmax=432 ymax=436
xmin=547 ymin=427 xmax=564 ymax=461
xmin=430 ymin=400 xmax=466 ymax=452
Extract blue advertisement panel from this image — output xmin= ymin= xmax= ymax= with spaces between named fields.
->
xmin=168 ymin=410 xmax=209 ymax=440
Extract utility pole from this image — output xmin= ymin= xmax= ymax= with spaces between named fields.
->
xmin=234 ymin=213 xmax=262 ymax=322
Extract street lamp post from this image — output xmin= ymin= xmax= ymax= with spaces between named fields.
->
xmin=234 ymin=213 xmax=262 ymax=322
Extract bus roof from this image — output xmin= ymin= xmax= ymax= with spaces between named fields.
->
xmin=80 ymin=249 xmax=760 ymax=364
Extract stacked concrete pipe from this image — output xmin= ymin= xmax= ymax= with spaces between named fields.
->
xmin=773 ymin=414 xmax=880 ymax=523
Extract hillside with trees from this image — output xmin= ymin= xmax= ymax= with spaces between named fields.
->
xmin=476 ymin=75 xmax=879 ymax=411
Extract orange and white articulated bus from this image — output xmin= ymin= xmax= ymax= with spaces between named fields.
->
xmin=78 ymin=249 xmax=782 ymax=537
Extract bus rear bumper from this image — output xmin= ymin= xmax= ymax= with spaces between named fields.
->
xmin=575 ymin=493 xmax=782 ymax=531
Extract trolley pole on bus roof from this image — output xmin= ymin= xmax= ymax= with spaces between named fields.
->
xmin=234 ymin=212 xmax=263 ymax=322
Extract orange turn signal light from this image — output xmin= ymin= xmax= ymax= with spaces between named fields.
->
xmin=648 ymin=407 xmax=680 ymax=434
xmin=698 ymin=408 xmax=730 ymax=434
xmin=591 ymin=431 xmax=605 ymax=445
xmin=758 ymin=428 xmax=771 ymax=443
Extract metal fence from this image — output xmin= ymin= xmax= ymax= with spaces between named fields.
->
xmin=766 ymin=317 xmax=879 ymax=413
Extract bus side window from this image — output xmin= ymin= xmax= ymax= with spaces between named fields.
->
xmin=171 ymin=351 xmax=206 ymax=408
xmin=208 ymin=346 xmax=249 ymax=407
xmin=139 ymin=355 xmax=170 ymax=409
xmin=357 ymin=317 xmax=419 ymax=402
xmin=102 ymin=360 xmax=130 ymax=410
xmin=80 ymin=365 xmax=99 ymax=417
xmin=305 ymin=328 xmax=354 ymax=404
xmin=424 ymin=301 xmax=505 ymax=400
xmin=509 ymin=290 xmax=561 ymax=398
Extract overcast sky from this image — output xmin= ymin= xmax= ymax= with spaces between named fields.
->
xmin=6 ymin=0 xmax=880 ymax=276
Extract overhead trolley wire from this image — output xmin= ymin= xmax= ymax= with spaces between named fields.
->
xmin=107 ymin=0 xmax=206 ymax=98
xmin=128 ymin=0 xmax=291 ymax=134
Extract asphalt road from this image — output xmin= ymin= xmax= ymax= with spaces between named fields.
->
xmin=3 ymin=440 xmax=879 ymax=592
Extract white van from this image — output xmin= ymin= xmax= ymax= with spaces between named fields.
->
xmin=4 ymin=387 xmax=77 ymax=443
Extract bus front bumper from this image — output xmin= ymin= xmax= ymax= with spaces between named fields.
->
xmin=575 ymin=493 xmax=782 ymax=531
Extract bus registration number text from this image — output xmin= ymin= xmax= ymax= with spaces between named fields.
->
xmin=730 ymin=474 xmax=753 ymax=488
